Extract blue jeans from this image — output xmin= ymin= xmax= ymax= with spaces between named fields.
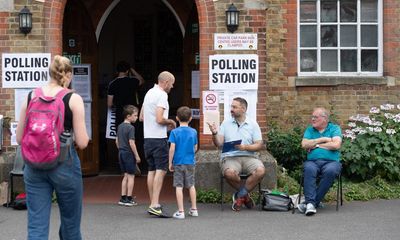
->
xmin=303 ymin=160 xmax=341 ymax=207
xmin=24 ymin=146 xmax=83 ymax=240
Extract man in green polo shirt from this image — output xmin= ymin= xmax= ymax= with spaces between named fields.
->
xmin=298 ymin=107 xmax=342 ymax=216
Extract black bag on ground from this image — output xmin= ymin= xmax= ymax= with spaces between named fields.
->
xmin=261 ymin=190 xmax=294 ymax=211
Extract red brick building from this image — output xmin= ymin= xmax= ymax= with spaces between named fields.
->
xmin=0 ymin=0 xmax=399 ymax=181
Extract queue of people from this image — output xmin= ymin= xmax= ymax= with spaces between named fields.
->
xmin=16 ymin=56 xmax=342 ymax=239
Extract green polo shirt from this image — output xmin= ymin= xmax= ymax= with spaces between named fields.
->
xmin=303 ymin=122 xmax=342 ymax=161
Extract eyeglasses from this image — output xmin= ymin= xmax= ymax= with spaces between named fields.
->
xmin=311 ymin=115 xmax=326 ymax=120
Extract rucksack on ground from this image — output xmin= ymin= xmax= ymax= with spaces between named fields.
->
xmin=13 ymin=192 xmax=27 ymax=210
xmin=21 ymin=87 xmax=70 ymax=170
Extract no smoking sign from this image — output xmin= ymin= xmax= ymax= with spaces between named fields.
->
xmin=203 ymin=91 xmax=219 ymax=111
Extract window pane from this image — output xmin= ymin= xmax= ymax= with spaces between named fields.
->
xmin=341 ymin=50 xmax=357 ymax=72
xmin=321 ymin=25 xmax=337 ymax=47
xmin=321 ymin=0 xmax=337 ymax=22
xmin=340 ymin=25 xmax=357 ymax=47
xmin=300 ymin=1 xmax=317 ymax=22
xmin=340 ymin=0 xmax=357 ymax=22
xmin=300 ymin=50 xmax=317 ymax=72
xmin=361 ymin=50 xmax=378 ymax=71
xmin=361 ymin=0 xmax=377 ymax=22
xmin=361 ymin=25 xmax=377 ymax=47
xmin=300 ymin=25 xmax=317 ymax=47
xmin=321 ymin=50 xmax=338 ymax=71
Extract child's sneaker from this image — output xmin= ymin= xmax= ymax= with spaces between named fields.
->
xmin=173 ymin=211 xmax=185 ymax=219
xmin=188 ymin=209 xmax=198 ymax=217
xmin=118 ymin=196 xmax=127 ymax=206
xmin=125 ymin=196 xmax=138 ymax=207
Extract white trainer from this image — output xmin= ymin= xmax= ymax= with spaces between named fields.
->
xmin=173 ymin=211 xmax=185 ymax=219
xmin=188 ymin=209 xmax=198 ymax=217
xmin=305 ymin=203 xmax=317 ymax=216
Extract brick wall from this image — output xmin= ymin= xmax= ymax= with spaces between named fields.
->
xmin=265 ymin=0 xmax=400 ymax=131
xmin=198 ymin=0 xmax=268 ymax=148
xmin=1 ymin=0 xmax=400 ymax=153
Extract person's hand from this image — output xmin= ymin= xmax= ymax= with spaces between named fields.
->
xmin=169 ymin=163 xmax=174 ymax=172
xmin=207 ymin=122 xmax=218 ymax=135
xmin=136 ymin=156 xmax=141 ymax=163
xmin=235 ymin=144 xmax=247 ymax=151
xmin=167 ymin=120 xmax=176 ymax=131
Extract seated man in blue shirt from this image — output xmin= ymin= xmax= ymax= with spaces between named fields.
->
xmin=299 ymin=107 xmax=342 ymax=216
xmin=207 ymin=97 xmax=265 ymax=211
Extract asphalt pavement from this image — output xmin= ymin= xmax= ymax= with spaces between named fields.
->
xmin=1 ymin=199 xmax=400 ymax=240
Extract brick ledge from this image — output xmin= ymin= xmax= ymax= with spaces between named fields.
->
xmin=289 ymin=76 xmax=395 ymax=87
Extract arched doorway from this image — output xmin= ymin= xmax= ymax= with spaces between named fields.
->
xmin=61 ymin=0 xmax=199 ymax=174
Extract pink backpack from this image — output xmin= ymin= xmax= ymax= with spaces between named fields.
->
xmin=21 ymin=87 xmax=70 ymax=170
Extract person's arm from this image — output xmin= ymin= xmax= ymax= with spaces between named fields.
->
xmin=16 ymin=97 xmax=28 ymax=144
xmin=130 ymin=68 xmax=144 ymax=86
xmin=194 ymin=144 xmax=198 ymax=153
xmin=236 ymin=140 xmax=264 ymax=152
xmin=115 ymin=138 xmax=119 ymax=148
xmin=319 ymin=136 xmax=342 ymax=150
xmin=207 ymin=122 xmax=224 ymax=147
xmin=70 ymin=93 xmax=89 ymax=149
xmin=129 ymin=139 xmax=141 ymax=163
xmin=139 ymin=106 xmax=144 ymax=122
xmin=302 ymin=137 xmax=333 ymax=150
xmin=168 ymin=143 xmax=176 ymax=172
xmin=155 ymin=107 xmax=176 ymax=128
xmin=107 ymin=95 xmax=114 ymax=108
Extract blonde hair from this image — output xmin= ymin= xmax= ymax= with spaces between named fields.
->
xmin=49 ymin=55 xmax=73 ymax=86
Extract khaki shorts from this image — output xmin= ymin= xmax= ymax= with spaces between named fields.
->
xmin=221 ymin=156 xmax=264 ymax=175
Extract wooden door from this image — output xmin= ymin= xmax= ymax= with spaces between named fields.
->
xmin=182 ymin=5 xmax=200 ymax=133
xmin=63 ymin=0 xmax=99 ymax=175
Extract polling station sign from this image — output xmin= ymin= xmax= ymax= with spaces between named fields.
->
xmin=2 ymin=53 xmax=51 ymax=88
xmin=209 ymin=54 xmax=258 ymax=90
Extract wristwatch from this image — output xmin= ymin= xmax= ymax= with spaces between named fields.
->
xmin=316 ymin=144 xmax=320 ymax=148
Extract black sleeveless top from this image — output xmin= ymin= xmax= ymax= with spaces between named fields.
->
xmin=27 ymin=91 xmax=74 ymax=131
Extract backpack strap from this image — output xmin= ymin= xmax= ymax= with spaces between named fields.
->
xmin=55 ymin=88 xmax=71 ymax=100
xmin=34 ymin=87 xmax=44 ymax=98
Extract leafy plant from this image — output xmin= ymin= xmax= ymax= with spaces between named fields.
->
xmin=267 ymin=122 xmax=306 ymax=175
xmin=197 ymin=189 xmax=222 ymax=203
xmin=341 ymin=104 xmax=400 ymax=181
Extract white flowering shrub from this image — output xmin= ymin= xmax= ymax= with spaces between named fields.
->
xmin=341 ymin=104 xmax=400 ymax=181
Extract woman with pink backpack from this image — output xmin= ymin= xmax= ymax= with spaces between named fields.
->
xmin=16 ymin=55 xmax=89 ymax=240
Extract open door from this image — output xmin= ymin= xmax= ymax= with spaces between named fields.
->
xmin=63 ymin=0 xmax=99 ymax=175
xmin=182 ymin=5 xmax=200 ymax=136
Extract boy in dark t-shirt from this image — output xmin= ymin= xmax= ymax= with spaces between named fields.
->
xmin=116 ymin=105 xmax=141 ymax=206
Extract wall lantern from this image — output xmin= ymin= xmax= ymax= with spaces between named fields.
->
xmin=19 ymin=6 xmax=32 ymax=35
xmin=226 ymin=3 xmax=239 ymax=33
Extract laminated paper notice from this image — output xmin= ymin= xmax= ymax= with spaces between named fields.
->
xmin=203 ymin=110 xmax=220 ymax=135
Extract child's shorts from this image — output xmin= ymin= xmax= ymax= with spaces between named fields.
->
xmin=119 ymin=150 xmax=136 ymax=174
xmin=173 ymin=165 xmax=195 ymax=188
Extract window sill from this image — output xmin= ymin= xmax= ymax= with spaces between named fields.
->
xmin=290 ymin=76 xmax=394 ymax=87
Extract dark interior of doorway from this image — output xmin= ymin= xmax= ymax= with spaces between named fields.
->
xmin=98 ymin=0 xmax=198 ymax=175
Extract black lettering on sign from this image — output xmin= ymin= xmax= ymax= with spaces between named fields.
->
xmin=213 ymin=73 xmax=256 ymax=84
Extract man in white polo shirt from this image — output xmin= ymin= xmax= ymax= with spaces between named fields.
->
xmin=140 ymin=71 xmax=176 ymax=217
xmin=207 ymin=97 xmax=265 ymax=212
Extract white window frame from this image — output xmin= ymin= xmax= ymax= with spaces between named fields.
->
xmin=297 ymin=0 xmax=383 ymax=77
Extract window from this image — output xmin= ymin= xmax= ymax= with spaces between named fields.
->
xmin=298 ymin=0 xmax=382 ymax=76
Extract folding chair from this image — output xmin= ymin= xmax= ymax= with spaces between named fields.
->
xmin=220 ymin=173 xmax=262 ymax=210
xmin=292 ymin=168 xmax=343 ymax=213
xmin=7 ymin=146 xmax=25 ymax=207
